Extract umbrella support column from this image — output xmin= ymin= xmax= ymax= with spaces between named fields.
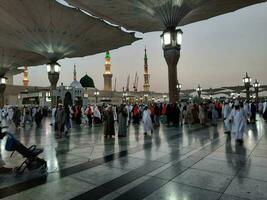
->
xmin=48 ymin=72 xmax=59 ymax=107
xmin=245 ymin=86 xmax=250 ymax=101
xmin=255 ymin=87 xmax=259 ymax=102
xmin=164 ymin=48 xmax=180 ymax=104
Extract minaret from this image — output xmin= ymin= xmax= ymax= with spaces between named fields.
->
xmin=143 ymin=47 xmax=150 ymax=92
xmin=23 ymin=66 xmax=29 ymax=87
xmin=73 ymin=64 xmax=77 ymax=80
xmin=103 ymin=51 xmax=113 ymax=91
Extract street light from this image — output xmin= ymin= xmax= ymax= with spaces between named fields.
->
xmin=253 ymin=80 xmax=260 ymax=88
xmin=161 ymin=29 xmax=183 ymax=49
xmin=161 ymin=28 xmax=183 ymax=104
xmin=47 ymin=61 xmax=61 ymax=106
xmin=94 ymin=90 xmax=100 ymax=103
xmin=176 ymin=83 xmax=182 ymax=90
xmin=0 ymin=77 xmax=7 ymax=84
xmin=242 ymin=72 xmax=251 ymax=100
xmin=176 ymin=82 xmax=182 ymax=102
xmin=253 ymin=79 xmax=260 ymax=101
xmin=47 ymin=62 xmax=61 ymax=73
xmin=196 ymin=84 xmax=202 ymax=98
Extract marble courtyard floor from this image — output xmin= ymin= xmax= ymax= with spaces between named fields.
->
xmin=0 ymin=117 xmax=267 ymax=200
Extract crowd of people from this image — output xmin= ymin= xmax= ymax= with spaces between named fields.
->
xmin=1 ymin=98 xmax=267 ymax=173
xmin=1 ymin=99 xmax=267 ymax=141
xmin=0 ymin=106 xmax=48 ymax=128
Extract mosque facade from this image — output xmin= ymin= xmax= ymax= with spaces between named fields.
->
xmin=2 ymin=49 xmax=252 ymax=107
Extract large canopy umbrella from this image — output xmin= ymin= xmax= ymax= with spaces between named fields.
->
xmin=0 ymin=48 xmax=47 ymax=76
xmin=0 ymin=47 xmax=48 ymax=107
xmin=0 ymin=0 xmax=138 ymax=61
xmin=0 ymin=0 xmax=138 ymax=105
xmin=66 ymin=0 xmax=267 ymax=103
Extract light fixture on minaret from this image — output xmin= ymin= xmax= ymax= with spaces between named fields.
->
xmin=23 ymin=66 xmax=29 ymax=87
xmin=143 ymin=47 xmax=150 ymax=92
xmin=103 ymin=51 xmax=113 ymax=91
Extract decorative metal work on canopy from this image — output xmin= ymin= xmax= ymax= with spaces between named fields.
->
xmin=66 ymin=0 xmax=267 ymax=32
xmin=66 ymin=0 xmax=267 ymax=104
xmin=0 ymin=0 xmax=138 ymax=62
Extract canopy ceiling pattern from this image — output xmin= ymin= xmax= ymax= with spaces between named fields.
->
xmin=0 ymin=48 xmax=48 ymax=77
xmin=0 ymin=0 xmax=138 ymax=62
xmin=66 ymin=0 xmax=267 ymax=32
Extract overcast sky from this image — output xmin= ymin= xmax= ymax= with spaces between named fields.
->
xmin=14 ymin=2 xmax=267 ymax=93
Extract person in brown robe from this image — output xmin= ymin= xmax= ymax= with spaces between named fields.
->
xmin=103 ymin=106 xmax=115 ymax=138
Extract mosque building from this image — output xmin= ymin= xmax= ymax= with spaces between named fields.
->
xmin=3 ymin=49 xmax=169 ymax=107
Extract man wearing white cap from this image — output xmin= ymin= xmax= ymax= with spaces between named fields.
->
xmin=229 ymin=100 xmax=246 ymax=144
xmin=223 ymin=99 xmax=231 ymax=133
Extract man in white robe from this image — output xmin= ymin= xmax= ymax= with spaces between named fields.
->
xmin=142 ymin=106 xmax=153 ymax=135
xmin=50 ymin=106 xmax=57 ymax=126
xmin=229 ymin=101 xmax=246 ymax=144
xmin=7 ymin=107 xmax=13 ymax=123
xmin=223 ymin=100 xmax=231 ymax=133
xmin=127 ymin=104 xmax=133 ymax=125
xmin=93 ymin=105 xmax=101 ymax=124
xmin=243 ymin=101 xmax=251 ymax=123
xmin=113 ymin=106 xmax=118 ymax=122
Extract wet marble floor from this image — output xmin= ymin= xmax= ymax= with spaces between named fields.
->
xmin=0 ymin=116 xmax=267 ymax=200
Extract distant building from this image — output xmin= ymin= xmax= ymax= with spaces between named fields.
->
xmin=143 ymin=47 xmax=150 ymax=92
xmin=23 ymin=66 xmax=29 ymax=88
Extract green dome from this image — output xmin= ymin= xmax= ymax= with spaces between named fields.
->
xmin=80 ymin=74 xmax=95 ymax=88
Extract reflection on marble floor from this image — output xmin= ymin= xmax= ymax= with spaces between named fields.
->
xmin=0 ymin=117 xmax=267 ymax=200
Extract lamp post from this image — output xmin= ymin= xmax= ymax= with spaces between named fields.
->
xmin=162 ymin=94 xmax=167 ymax=102
xmin=0 ymin=77 xmax=7 ymax=107
xmin=122 ymin=92 xmax=128 ymax=103
xmin=161 ymin=28 xmax=183 ymax=104
xmin=47 ymin=62 xmax=61 ymax=106
xmin=242 ymin=72 xmax=252 ymax=101
xmin=196 ymin=84 xmax=202 ymax=98
xmin=253 ymin=79 xmax=260 ymax=102
xmin=176 ymin=82 xmax=182 ymax=102
xmin=94 ymin=90 xmax=99 ymax=104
